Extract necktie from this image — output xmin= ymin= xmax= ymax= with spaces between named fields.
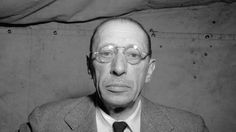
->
xmin=112 ymin=121 xmax=128 ymax=132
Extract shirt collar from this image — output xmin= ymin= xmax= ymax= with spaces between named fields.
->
xmin=96 ymin=100 xmax=141 ymax=132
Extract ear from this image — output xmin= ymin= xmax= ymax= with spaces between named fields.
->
xmin=86 ymin=55 xmax=94 ymax=79
xmin=145 ymin=59 xmax=156 ymax=83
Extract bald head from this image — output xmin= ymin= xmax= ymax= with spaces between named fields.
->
xmin=89 ymin=17 xmax=152 ymax=57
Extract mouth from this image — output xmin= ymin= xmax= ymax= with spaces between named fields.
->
xmin=106 ymin=84 xmax=130 ymax=93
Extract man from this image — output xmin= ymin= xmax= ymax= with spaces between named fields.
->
xmin=19 ymin=17 xmax=209 ymax=132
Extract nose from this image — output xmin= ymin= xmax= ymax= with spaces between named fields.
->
xmin=110 ymin=53 xmax=127 ymax=76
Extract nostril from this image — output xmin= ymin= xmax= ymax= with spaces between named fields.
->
xmin=110 ymin=63 xmax=127 ymax=76
xmin=110 ymin=67 xmax=126 ymax=76
xmin=111 ymin=70 xmax=119 ymax=76
xmin=110 ymin=53 xmax=127 ymax=76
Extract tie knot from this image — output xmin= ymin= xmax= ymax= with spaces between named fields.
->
xmin=112 ymin=121 xmax=128 ymax=132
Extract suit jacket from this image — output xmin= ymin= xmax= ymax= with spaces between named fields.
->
xmin=19 ymin=94 xmax=209 ymax=132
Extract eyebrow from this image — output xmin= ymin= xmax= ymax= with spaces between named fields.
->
xmin=98 ymin=43 xmax=137 ymax=49
xmin=97 ymin=43 xmax=148 ymax=52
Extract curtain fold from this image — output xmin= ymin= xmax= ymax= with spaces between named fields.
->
xmin=0 ymin=0 xmax=235 ymax=24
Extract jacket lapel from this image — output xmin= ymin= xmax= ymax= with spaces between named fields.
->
xmin=64 ymin=97 xmax=97 ymax=132
xmin=63 ymin=95 xmax=174 ymax=132
xmin=141 ymin=96 xmax=174 ymax=132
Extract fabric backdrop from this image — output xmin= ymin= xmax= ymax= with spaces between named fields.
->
xmin=0 ymin=0 xmax=235 ymax=24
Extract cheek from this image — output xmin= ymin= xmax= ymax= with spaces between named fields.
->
xmin=94 ymin=64 xmax=109 ymax=86
xmin=128 ymin=65 xmax=148 ymax=89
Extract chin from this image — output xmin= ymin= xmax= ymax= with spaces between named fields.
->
xmin=105 ymin=96 xmax=134 ymax=108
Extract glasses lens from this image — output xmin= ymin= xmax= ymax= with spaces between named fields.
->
xmin=125 ymin=48 xmax=142 ymax=64
xmin=96 ymin=46 xmax=114 ymax=63
xmin=94 ymin=45 xmax=148 ymax=64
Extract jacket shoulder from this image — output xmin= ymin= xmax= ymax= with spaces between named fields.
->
xmin=26 ymin=96 xmax=92 ymax=131
xmin=142 ymin=97 xmax=208 ymax=132
xmin=162 ymin=105 xmax=208 ymax=132
xmin=30 ymin=96 xmax=90 ymax=118
xmin=35 ymin=96 xmax=90 ymax=113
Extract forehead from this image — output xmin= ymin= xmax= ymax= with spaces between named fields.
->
xmin=93 ymin=21 xmax=148 ymax=51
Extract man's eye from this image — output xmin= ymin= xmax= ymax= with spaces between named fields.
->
xmin=126 ymin=53 xmax=140 ymax=59
xmin=100 ymin=51 xmax=113 ymax=57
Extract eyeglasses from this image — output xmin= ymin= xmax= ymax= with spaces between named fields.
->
xmin=91 ymin=45 xmax=150 ymax=65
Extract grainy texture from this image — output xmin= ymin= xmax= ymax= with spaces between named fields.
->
xmin=0 ymin=0 xmax=235 ymax=24
xmin=0 ymin=3 xmax=235 ymax=132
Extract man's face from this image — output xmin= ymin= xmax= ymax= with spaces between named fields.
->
xmin=92 ymin=21 xmax=155 ymax=108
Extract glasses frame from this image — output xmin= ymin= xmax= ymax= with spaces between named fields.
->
xmin=90 ymin=45 xmax=150 ymax=65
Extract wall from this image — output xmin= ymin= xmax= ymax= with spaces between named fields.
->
xmin=0 ymin=3 xmax=235 ymax=132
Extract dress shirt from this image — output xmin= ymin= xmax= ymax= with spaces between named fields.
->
xmin=96 ymin=100 xmax=141 ymax=132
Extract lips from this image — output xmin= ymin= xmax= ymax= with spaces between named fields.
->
xmin=106 ymin=83 xmax=130 ymax=88
xmin=105 ymin=83 xmax=130 ymax=93
xmin=102 ymin=78 xmax=134 ymax=93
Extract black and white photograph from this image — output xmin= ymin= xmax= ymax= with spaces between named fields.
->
xmin=0 ymin=0 xmax=235 ymax=132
